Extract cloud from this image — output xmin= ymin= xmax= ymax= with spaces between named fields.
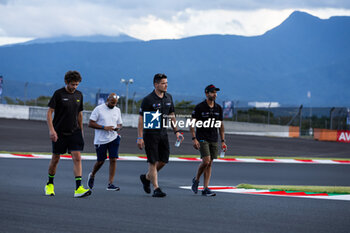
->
xmin=125 ymin=7 xmax=350 ymax=40
xmin=65 ymin=0 xmax=350 ymax=11
xmin=0 ymin=0 xmax=350 ymax=43
xmin=0 ymin=0 xmax=9 ymax=5
xmin=0 ymin=36 xmax=33 ymax=45
xmin=70 ymin=0 xmax=350 ymax=11
xmin=0 ymin=2 xmax=130 ymax=37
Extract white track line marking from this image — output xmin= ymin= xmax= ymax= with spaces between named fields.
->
xmin=180 ymin=186 xmax=350 ymax=201
xmin=0 ymin=153 xmax=349 ymax=165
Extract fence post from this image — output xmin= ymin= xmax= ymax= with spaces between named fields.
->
xmin=299 ymin=105 xmax=303 ymax=137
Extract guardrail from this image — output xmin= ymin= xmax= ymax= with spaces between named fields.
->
xmin=314 ymin=128 xmax=350 ymax=143
xmin=0 ymin=104 xmax=297 ymax=138
xmin=0 ymin=104 xmax=145 ymax=127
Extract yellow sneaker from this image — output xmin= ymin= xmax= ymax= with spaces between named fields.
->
xmin=45 ymin=184 xmax=55 ymax=196
xmin=74 ymin=186 xmax=92 ymax=198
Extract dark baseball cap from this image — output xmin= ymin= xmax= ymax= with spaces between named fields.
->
xmin=205 ymin=84 xmax=220 ymax=93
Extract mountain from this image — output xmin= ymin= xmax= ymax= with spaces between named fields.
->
xmin=0 ymin=11 xmax=349 ymax=106
xmin=22 ymin=34 xmax=141 ymax=44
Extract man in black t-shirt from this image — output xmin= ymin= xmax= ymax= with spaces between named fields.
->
xmin=137 ymin=73 xmax=183 ymax=197
xmin=45 ymin=70 xmax=91 ymax=198
xmin=190 ymin=84 xmax=227 ymax=197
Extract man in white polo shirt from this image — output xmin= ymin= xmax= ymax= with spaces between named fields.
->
xmin=87 ymin=93 xmax=123 ymax=191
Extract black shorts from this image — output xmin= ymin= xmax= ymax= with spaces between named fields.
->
xmin=144 ymin=133 xmax=169 ymax=164
xmin=95 ymin=136 xmax=120 ymax=161
xmin=52 ymin=130 xmax=84 ymax=155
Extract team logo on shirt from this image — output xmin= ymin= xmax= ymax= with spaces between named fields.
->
xmin=152 ymin=103 xmax=161 ymax=109
xmin=144 ymin=110 xmax=161 ymax=129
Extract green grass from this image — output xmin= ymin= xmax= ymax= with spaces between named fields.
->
xmin=236 ymin=184 xmax=350 ymax=194
xmin=1 ymin=151 xmax=350 ymax=161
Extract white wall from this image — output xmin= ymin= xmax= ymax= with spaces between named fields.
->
xmin=0 ymin=104 xmax=139 ymax=127
xmin=0 ymin=104 xmax=290 ymax=137
xmin=224 ymin=121 xmax=290 ymax=137
xmin=0 ymin=104 xmax=29 ymax=119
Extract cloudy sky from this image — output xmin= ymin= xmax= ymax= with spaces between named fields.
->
xmin=1 ymin=0 xmax=350 ymax=45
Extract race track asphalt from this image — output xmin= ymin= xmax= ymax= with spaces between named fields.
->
xmin=1 ymin=158 xmax=350 ymax=233
xmin=0 ymin=118 xmax=349 ymax=158
xmin=1 ymin=118 xmax=350 ymax=233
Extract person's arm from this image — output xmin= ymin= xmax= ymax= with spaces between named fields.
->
xmin=169 ymin=112 xmax=183 ymax=142
xmin=218 ymin=106 xmax=227 ymax=151
xmin=47 ymin=108 xmax=58 ymax=142
xmin=115 ymin=108 xmax=123 ymax=131
xmin=88 ymin=119 xmax=114 ymax=131
xmin=78 ymin=111 xmax=83 ymax=131
xmin=189 ymin=118 xmax=200 ymax=150
xmin=137 ymin=115 xmax=144 ymax=150
xmin=78 ymin=93 xmax=84 ymax=132
xmin=219 ymin=122 xmax=227 ymax=151
xmin=168 ymin=95 xmax=183 ymax=141
xmin=115 ymin=124 xmax=122 ymax=131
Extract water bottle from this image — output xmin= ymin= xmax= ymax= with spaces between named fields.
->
xmin=220 ymin=145 xmax=227 ymax=158
xmin=175 ymin=133 xmax=184 ymax=147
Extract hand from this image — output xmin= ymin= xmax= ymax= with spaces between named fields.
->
xmin=221 ymin=142 xmax=227 ymax=152
xmin=193 ymin=139 xmax=200 ymax=150
xmin=116 ymin=124 xmax=122 ymax=131
xmin=176 ymin=132 xmax=184 ymax=142
xmin=49 ymin=130 xmax=58 ymax=142
xmin=137 ymin=138 xmax=144 ymax=150
xmin=104 ymin=126 xmax=114 ymax=131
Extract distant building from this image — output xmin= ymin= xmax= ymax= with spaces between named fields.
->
xmin=248 ymin=102 xmax=280 ymax=108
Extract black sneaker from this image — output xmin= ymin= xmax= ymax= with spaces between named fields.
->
xmin=191 ymin=177 xmax=199 ymax=194
xmin=152 ymin=188 xmax=166 ymax=197
xmin=106 ymin=183 xmax=120 ymax=191
xmin=87 ymin=172 xmax=94 ymax=189
xmin=202 ymin=188 xmax=216 ymax=197
xmin=140 ymin=174 xmax=151 ymax=194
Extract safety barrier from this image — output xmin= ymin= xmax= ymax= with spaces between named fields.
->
xmin=0 ymin=104 xmax=29 ymax=119
xmin=314 ymin=128 xmax=350 ymax=143
xmin=0 ymin=104 xmax=302 ymax=138
xmin=0 ymin=104 xmax=140 ymax=127
xmin=289 ymin=126 xmax=300 ymax=138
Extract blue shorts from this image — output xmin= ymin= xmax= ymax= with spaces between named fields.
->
xmin=95 ymin=136 xmax=121 ymax=161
